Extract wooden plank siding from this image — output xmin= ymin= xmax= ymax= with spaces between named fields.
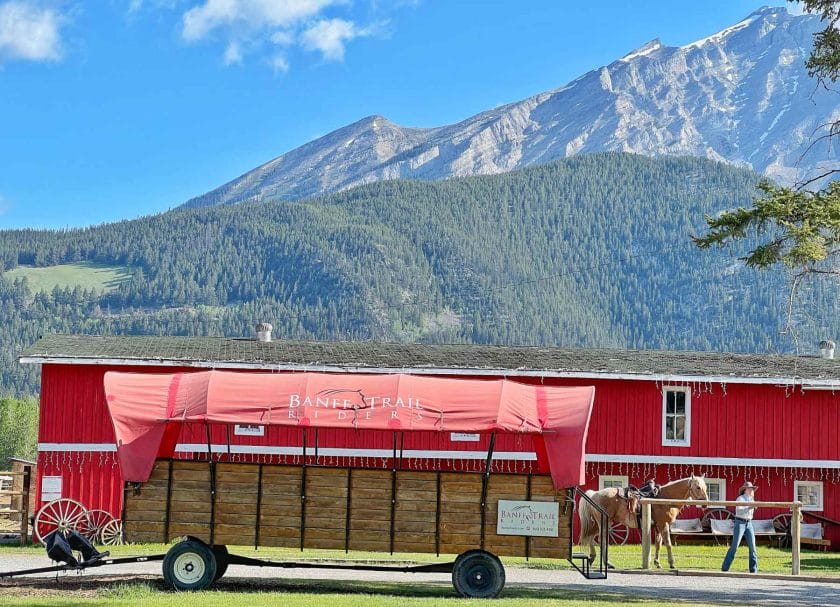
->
xmin=124 ymin=460 xmax=573 ymax=559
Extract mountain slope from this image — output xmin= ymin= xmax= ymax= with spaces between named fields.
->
xmin=4 ymin=154 xmax=839 ymax=396
xmin=183 ymin=7 xmax=837 ymax=210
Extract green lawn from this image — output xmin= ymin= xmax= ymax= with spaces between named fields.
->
xmin=0 ymin=542 xmax=836 ymax=606
xmin=4 ymin=262 xmax=132 ymax=293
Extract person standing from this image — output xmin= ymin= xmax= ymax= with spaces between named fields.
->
xmin=721 ymin=481 xmax=759 ymax=573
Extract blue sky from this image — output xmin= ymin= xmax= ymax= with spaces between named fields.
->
xmin=0 ymin=0 xmax=795 ymax=229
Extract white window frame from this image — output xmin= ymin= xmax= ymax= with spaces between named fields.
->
xmin=794 ymin=480 xmax=824 ymax=511
xmin=599 ymin=475 xmax=629 ymax=490
xmin=703 ymin=478 xmax=726 ymax=506
xmin=661 ymin=386 xmax=691 ymax=447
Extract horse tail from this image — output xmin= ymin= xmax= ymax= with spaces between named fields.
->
xmin=578 ymin=490 xmax=600 ymax=547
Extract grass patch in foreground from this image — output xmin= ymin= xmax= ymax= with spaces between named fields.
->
xmin=4 ymin=262 xmax=132 ymax=293
xmin=0 ymin=577 xmax=731 ymax=607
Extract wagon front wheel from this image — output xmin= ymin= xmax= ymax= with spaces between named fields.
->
xmin=163 ymin=539 xmax=218 ymax=591
xmin=452 ymin=550 xmax=505 ymax=598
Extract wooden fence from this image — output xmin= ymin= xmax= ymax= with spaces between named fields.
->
xmin=640 ymin=498 xmax=803 ymax=575
xmin=0 ymin=466 xmax=32 ymax=545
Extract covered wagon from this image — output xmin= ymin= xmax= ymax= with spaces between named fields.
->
xmin=104 ymin=369 xmax=599 ymax=597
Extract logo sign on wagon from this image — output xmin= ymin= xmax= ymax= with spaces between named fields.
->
xmin=497 ymin=500 xmax=559 ymax=537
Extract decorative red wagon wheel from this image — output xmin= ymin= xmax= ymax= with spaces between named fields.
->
xmin=700 ymin=508 xmax=732 ymax=532
xmin=34 ymin=498 xmax=88 ymax=545
xmin=772 ymin=512 xmax=800 ymax=548
xmin=83 ymin=509 xmax=118 ymax=544
xmin=99 ymin=519 xmax=124 ymax=546
xmin=608 ymin=522 xmax=630 ymax=545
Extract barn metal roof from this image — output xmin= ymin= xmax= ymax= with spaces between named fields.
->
xmin=19 ymin=333 xmax=840 ymax=386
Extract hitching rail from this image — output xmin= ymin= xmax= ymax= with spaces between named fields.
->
xmin=639 ymin=498 xmax=803 ymax=575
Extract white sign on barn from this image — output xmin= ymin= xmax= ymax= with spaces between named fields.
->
xmin=496 ymin=500 xmax=559 ymax=537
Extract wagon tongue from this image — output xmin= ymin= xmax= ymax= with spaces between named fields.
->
xmin=103 ymin=370 xmax=594 ymax=488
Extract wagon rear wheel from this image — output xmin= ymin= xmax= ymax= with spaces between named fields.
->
xmin=773 ymin=513 xmax=793 ymax=548
xmin=212 ymin=545 xmax=229 ymax=582
xmin=82 ymin=510 xmax=117 ymax=544
xmin=608 ymin=522 xmax=630 ymax=545
xmin=163 ymin=539 xmax=217 ymax=591
xmin=34 ymin=499 xmax=88 ymax=545
xmin=452 ymin=550 xmax=505 ymax=598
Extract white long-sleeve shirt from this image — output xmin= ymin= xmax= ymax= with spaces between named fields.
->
xmin=735 ymin=493 xmax=756 ymax=520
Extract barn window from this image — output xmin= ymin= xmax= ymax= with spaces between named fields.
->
xmin=794 ymin=480 xmax=823 ymax=511
xmin=599 ymin=475 xmax=628 ymax=490
xmin=661 ymin=387 xmax=691 ymax=446
xmin=704 ymin=478 xmax=726 ymax=504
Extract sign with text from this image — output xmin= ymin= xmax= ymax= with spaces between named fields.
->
xmin=450 ymin=433 xmax=480 ymax=442
xmin=41 ymin=476 xmax=63 ymax=502
xmin=496 ymin=500 xmax=559 ymax=537
xmin=234 ymin=424 xmax=265 ymax=436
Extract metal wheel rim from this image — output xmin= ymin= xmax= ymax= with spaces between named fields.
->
xmin=173 ymin=552 xmax=206 ymax=584
xmin=99 ymin=519 xmax=124 ymax=545
xmin=35 ymin=499 xmax=89 ymax=545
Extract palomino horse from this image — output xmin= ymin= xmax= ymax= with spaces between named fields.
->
xmin=578 ymin=475 xmax=708 ymax=569
xmin=650 ymin=475 xmax=708 ymax=569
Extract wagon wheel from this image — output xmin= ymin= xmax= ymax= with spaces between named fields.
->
xmin=701 ymin=508 xmax=732 ymax=532
xmin=83 ymin=509 xmax=117 ymax=544
xmin=608 ymin=522 xmax=630 ymax=545
xmin=34 ymin=499 xmax=88 ymax=545
xmin=99 ymin=519 xmax=124 ymax=545
xmin=773 ymin=513 xmax=801 ymax=548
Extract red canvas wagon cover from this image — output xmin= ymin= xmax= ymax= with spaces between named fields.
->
xmin=103 ymin=370 xmax=594 ymax=489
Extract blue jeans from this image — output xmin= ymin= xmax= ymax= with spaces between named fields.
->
xmin=721 ymin=519 xmax=758 ymax=573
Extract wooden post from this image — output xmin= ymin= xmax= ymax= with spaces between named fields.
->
xmin=641 ymin=501 xmax=651 ymax=569
xmin=791 ymin=503 xmax=801 ymax=576
xmin=20 ymin=466 xmax=31 ymax=545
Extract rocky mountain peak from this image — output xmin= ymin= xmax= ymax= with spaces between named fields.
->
xmin=182 ymin=7 xmax=836 ymax=209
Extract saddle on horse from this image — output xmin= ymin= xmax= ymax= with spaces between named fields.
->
xmin=626 ymin=480 xmax=661 ymax=527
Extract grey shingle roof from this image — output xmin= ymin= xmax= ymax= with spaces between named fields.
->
xmin=18 ymin=333 xmax=840 ymax=385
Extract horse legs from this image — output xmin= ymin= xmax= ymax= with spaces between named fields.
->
xmin=653 ymin=529 xmax=662 ymax=569
xmin=663 ymin=525 xmax=676 ymax=569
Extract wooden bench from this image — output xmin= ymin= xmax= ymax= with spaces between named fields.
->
xmin=801 ymin=522 xmax=831 ymax=551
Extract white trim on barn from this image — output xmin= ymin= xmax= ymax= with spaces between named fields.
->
xmin=18 ymin=355 xmax=840 ymax=388
xmin=36 ymin=442 xmax=840 ymax=469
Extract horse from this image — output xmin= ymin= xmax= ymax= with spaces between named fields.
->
xmin=650 ymin=475 xmax=708 ymax=569
xmin=578 ymin=486 xmax=641 ymax=568
xmin=577 ymin=475 xmax=708 ymax=569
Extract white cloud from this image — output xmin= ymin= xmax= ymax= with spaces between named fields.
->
xmin=0 ymin=1 xmax=63 ymax=64
xmin=300 ymin=18 xmax=363 ymax=61
xmin=223 ymin=39 xmax=242 ymax=64
xmin=176 ymin=0 xmax=389 ymax=69
xmin=128 ymin=0 xmax=143 ymax=14
xmin=182 ymin=0 xmax=337 ymax=41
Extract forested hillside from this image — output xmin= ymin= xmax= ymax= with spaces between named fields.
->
xmin=2 ymin=153 xmax=837 ymax=396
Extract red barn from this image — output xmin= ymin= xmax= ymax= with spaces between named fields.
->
xmin=20 ymin=333 xmax=840 ymax=546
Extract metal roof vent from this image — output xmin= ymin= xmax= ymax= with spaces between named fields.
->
xmin=819 ymin=339 xmax=835 ymax=360
xmin=256 ymin=323 xmax=273 ymax=343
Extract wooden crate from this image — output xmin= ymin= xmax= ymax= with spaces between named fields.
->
xmin=124 ymin=460 xmax=573 ymax=559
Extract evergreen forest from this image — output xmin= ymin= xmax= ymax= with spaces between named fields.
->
xmin=2 ymin=153 xmax=837 ymax=397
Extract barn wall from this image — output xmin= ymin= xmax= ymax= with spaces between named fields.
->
xmin=35 ymin=363 xmax=840 ymax=549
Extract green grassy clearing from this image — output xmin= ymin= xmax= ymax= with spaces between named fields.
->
xmin=4 ymin=262 xmax=132 ymax=293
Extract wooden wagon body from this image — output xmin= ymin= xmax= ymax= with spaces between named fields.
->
xmin=125 ymin=460 xmax=573 ymax=560
xmin=103 ymin=369 xmax=600 ymax=596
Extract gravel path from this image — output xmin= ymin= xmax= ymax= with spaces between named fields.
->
xmin=1 ymin=553 xmax=838 ymax=606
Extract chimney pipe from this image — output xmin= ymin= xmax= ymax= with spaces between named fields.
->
xmin=819 ymin=339 xmax=835 ymax=360
xmin=256 ymin=323 xmax=273 ymax=343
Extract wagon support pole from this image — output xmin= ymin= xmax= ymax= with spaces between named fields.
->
xmin=639 ymin=498 xmax=803 ymax=575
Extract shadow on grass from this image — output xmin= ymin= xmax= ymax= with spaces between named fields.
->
xmin=1 ymin=575 xmax=660 ymax=605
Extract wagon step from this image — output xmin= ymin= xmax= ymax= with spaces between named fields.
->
xmin=568 ymin=551 xmax=608 ymax=580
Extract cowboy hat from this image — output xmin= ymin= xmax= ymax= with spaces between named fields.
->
xmin=739 ymin=481 xmax=759 ymax=493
